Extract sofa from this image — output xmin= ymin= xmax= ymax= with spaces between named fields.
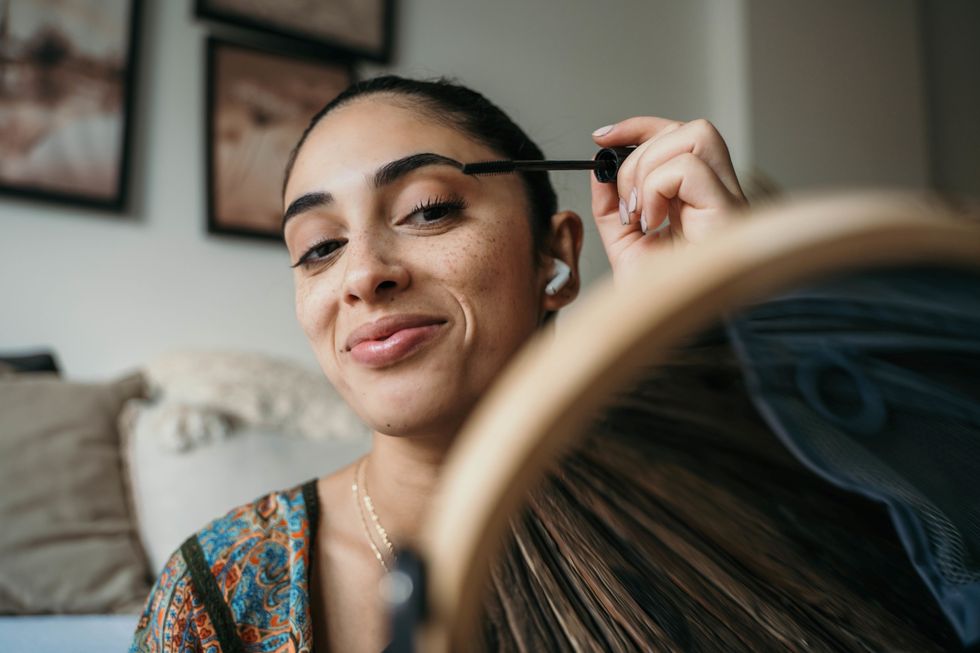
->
xmin=0 ymin=350 xmax=371 ymax=652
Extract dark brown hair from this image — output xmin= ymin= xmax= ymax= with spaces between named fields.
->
xmin=478 ymin=337 xmax=957 ymax=651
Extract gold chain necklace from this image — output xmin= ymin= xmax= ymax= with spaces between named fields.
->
xmin=352 ymin=457 xmax=395 ymax=572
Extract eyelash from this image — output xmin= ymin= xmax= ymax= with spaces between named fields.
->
xmin=406 ymin=194 xmax=467 ymax=226
xmin=290 ymin=194 xmax=468 ymax=269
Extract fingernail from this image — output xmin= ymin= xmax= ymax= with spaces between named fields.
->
xmin=640 ymin=210 xmax=649 ymax=234
xmin=619 ymin=199 xmax=629 ymax=225
xmin=592 ymin=124 xmax=614 ymax=137
xmin=628 ymin=188 xmax=637 ymax=214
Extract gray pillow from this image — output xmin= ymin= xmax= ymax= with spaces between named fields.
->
xmin=0 ymin=372 xmax=151 ymax=614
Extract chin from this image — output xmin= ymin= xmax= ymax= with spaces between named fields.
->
xmin=356 ymin=379 xmax=477 ymax=438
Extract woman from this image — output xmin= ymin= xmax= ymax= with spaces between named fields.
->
xmin=130 ymin=75 xmax=747 ymax=652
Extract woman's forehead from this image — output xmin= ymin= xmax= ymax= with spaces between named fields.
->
xmin=310 ymin=99 xmax=495 ymax=165
xmin=285 ymin=98 xmax=498 ymax=201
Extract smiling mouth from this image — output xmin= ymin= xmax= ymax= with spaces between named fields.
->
xmin=347 ymin=321 xmax=447 ymax=369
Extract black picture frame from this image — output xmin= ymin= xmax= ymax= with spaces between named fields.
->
xmin=196 ymin=0 xmax=394 ymax=64
xmin=0 ymin=0 xmax=142 ymax=212
xmin=205 ymin=36 xmax=354 ymax=241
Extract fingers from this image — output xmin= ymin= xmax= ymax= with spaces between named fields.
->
xmin=630 ymin=121 xmax=742 ymax=202
xmin=592 ymin=116 xmax=683 ymax=147
xmin=589 ymin=165 xmax=641 ymax=260
xmin=589 ymin=115 xmax=744 ymax=260
xmin=590 ymin=117 xmax=684 ymax=226
xmin=636 ymin=153 xmax=737 ymax=243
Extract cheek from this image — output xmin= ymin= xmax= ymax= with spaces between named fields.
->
xmin=294 ymin=276 xmax=338 ymax=345
xmin=437 ymin=225 xmax=538 ymax=339
xmin=295 ymin=278 xmax=351 ymax=395
xmin=293 ymin=281 xmax=315 ymax=337
xmin=430 ymin=227 xmax=498 ymax=299
xmin=447 ymin=236 xmax=498 ymax=292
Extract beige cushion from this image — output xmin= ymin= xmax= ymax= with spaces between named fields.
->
xmin=0 ymin=372 xmax=151 ymax=614
xmin=143 ymin=350 xmax=368 ymax=449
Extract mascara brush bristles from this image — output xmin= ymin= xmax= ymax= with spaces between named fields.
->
xmin=461 ymin=160 xmax=599 ymax=176
xmin=460 ymin=161 xmax=519 ymax=176
xmin=461 ymin=147 xmax=632 ymax=182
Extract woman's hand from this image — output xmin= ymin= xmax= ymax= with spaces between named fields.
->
xmin=590 ymin=117 xmax=747 ymax=279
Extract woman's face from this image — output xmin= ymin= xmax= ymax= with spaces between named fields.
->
xmin=283 ymin=97 xmax=559 ymax=438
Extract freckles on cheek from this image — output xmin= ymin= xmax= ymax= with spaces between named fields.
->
xmin=433 ymin=224 xmax=528 ymax=318
xmin=481 ymin=235 xmax=525 ymax=301
xmin=456 ymin=235 xmax=500 ymax=289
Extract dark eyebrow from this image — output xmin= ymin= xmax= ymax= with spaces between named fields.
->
xmin=282 ymin=153 xmax=462 ymax=235
xmin=282 ymin=191 xmax=333 ymax=234
xmin=373 ymin=152 xmax=462 ymax=188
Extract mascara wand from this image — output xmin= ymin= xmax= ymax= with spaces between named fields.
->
xmin=461 ymin=146 xmax=635 ymax=183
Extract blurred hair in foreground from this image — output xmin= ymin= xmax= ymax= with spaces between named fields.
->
xmin=471 ymin=255 xmax=980 ymax=651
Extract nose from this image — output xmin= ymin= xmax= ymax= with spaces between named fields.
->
xmin=341 ymin=236 xmax=411 ymax=306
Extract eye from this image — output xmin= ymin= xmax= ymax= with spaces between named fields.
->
xmin=291 ymin=239 xmax=345 ymax=269
xmin=402 ymin=195 xmax=467 ymax=227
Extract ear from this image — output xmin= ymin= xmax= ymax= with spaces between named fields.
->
xmin=541 ymin=210 xmax=584 ymax=313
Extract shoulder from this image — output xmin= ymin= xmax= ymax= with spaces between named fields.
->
xmin=130 ymin=548 xmax=220 ymax=652
xmin=130 ymin=480 xmax=319 ymax=652
xmin=195 ymin=480 xmax=318 ymax=571
xmin=197 ymin=481 xmax=319 ymax=647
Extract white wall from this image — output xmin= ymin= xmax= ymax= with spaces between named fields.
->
xmin=0 ymin=0 xmax=719 ymax=379
xmin=746 ymin=0 xmax=929 ymax=192
xmin=704 ymin=0 xmax=753 ymax=172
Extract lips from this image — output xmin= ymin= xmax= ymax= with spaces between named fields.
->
xmin=344 ymin=314 xmax=447 ymax=368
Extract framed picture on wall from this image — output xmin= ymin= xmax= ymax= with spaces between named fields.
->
xmin=206 ymin=37 xmax=352 ymax=241
xmin=0 ymin=0 xmax=141 ymax=211
xmin=196 ymin=0 xmax=394 ymax=63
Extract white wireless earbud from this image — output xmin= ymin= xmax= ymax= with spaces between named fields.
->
xmin=545 ymin=259 xmax=571 ymax=296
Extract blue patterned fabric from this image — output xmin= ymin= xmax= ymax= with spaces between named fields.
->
xmin=130 ymin=481 xmax=317 ymax=652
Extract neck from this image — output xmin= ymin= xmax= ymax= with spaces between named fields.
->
xmin=360 ymin=428 xmax=455 ymax=545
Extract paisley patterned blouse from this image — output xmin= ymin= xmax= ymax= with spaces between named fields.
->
xmin=129 ymin=480 xmax=320 ymax=652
